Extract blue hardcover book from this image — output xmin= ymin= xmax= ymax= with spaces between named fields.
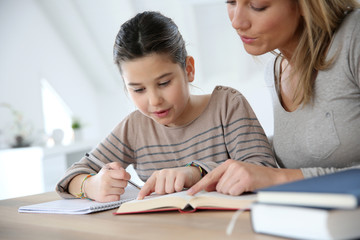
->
xmin=256 ymin=169 xmax=360 ymax=209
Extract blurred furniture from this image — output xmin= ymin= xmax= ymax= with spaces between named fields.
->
xmin=0 ymin=141 xmax=95 ymax=200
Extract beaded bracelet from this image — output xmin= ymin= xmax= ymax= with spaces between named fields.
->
xmin=76 ymin=173 xmax=95 ymax=200
xmin=185 ymin=162 xmax=207 ymax=177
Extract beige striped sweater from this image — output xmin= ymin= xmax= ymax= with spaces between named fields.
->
xmin=56 ymin=86 xmax=276 ymax=198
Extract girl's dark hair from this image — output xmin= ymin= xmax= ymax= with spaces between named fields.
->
xmin=113 ymin=11 xmax=187 ymax=72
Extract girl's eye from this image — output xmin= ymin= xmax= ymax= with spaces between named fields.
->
xmin=159 ymin=80 xmax=171 ymax=87
xmin=133 ymin=87 xmax=145 ymax=93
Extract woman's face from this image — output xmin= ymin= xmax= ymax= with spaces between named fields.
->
xmin=226 ymin=0 xmax=302 ymax=57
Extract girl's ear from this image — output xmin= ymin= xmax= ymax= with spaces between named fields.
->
xmin=185 ymin=56 xmax=195 ymax=83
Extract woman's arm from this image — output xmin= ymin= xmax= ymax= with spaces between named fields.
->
xmin=301 ymin=165 xmax=360 ymax=178
xmin=187 ymin=159 xmax=303 ymax=196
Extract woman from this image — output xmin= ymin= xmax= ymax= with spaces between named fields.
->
xmin=188 ymin=0 xmax=360 ymax=196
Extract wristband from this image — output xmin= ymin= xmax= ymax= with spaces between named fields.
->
xmin=76 ymin=173 xmax=95 ymax=200
xmin=185 ymin=162 xmax=207 ymax=177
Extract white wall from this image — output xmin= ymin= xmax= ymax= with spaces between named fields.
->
xmin=0 ymin=0 xmax=274 ymax=149
xmin=0 ymin=0 xmax=274 ymax=199
xmin=0 ymin=0 xmax=103 ymax=144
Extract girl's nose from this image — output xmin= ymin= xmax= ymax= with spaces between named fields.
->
xmin=148 ymin=91 xmax=163 ymax=106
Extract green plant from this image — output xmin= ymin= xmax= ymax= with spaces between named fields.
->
xmin=71 ymin=118 xmax=82 ymax=130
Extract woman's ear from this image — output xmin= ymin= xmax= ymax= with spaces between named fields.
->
xmin=185 ymin=56 xmax=195 ymax=83
xmin=297 ymin=1 xmax=304 ymax=17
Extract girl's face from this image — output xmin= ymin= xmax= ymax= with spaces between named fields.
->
xmin=226 ymin=0 xmax=302 ymax=57
xmin=121 ymin=54 xmax=195 ymax=127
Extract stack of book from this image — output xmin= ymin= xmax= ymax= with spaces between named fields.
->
xmin=251 ymin=169 xmax=360 ymax=240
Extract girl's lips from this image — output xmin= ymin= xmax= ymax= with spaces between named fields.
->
xmin=240 ymin=36 xmax=256 ymax=44
xmin=154 ymin=109 xmax=170 ymax=118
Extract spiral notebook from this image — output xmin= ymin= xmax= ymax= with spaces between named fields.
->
xmin=18 ymin=184 xmax=140 ymax=215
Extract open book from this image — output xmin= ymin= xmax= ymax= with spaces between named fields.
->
xmin=18 ymin=184 xmax=140 ymax=214
xmin=115 ymin=190 xmax=256 ymax=214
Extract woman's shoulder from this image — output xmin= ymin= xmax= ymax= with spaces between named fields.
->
xmin=335 ymin=9 xmax=360 ymax=38
xmin=329 ymin=8 xmax=360 ymax=81
xmin=344 ymin=8 xmax=360 ymax=25
xmin=264 ymin=56 xmax=278 ymax=87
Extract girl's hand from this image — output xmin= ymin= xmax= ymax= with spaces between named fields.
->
xmin=187 ymin=159 xmax=304 ymax=196
xmin=85 ymin=162 xmax=131 ymax=202
xmin=137 ymin=166 xmax=202 ymax=200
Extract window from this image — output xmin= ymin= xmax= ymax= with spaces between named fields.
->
xmin=41 ymin=78 xmax=73 ymax=145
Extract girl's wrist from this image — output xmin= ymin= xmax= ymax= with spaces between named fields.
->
xmin=184 ymin=162 xmax=207 ymax=187
xmin=76 ymin=174 xmax=95 ymax=200
xmin=185 ymin=162 xmax=207 ymax=178
xmin=185 ymin=166 xmax=202 ymax=187
xmin=68 ymin=173 xmax=95 ymax=199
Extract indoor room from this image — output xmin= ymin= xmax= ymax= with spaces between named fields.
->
xmin=2 ymin=1 xmax=360 ymax=240
xmin=0 ymin=0 xmax=273 ymax=200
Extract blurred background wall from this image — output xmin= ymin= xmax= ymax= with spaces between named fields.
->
xmin=0 ymin=0 xmax=274 ymax=199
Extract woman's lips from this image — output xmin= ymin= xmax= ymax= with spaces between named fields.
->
xmin=240 ymin=35 xmax=256 ymax=44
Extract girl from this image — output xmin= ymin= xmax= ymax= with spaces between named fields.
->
xmin=189 ymin=0 xmax=360 ymax=196
xmin=56 ymin=11 xmax=276 ymax=202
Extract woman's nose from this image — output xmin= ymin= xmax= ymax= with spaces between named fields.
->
xmin=230 ymin=5 xmax=251 ymax=31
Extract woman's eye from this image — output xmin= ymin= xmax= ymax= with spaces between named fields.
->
xmin=225 ymin=0 xmax=236 ymax=6
xmin=159 ymin=80 xmax=171 ymax=87
xmin=250 ymin=4 xmax=267 ymax=11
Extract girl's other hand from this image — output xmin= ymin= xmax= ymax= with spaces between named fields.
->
xmin=137 ymin=166 xmax=202 ymax=200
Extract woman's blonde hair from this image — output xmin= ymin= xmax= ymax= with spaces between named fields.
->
xmin=288 ymin=0 xmax=360 ymax=105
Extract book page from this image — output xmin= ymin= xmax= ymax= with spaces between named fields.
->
xmin=189 ymin=191 xmax=257 ymax=209
xmin=117 ymin=190 xmax=257 ymax=213
xmin=117 ymin=191 xmax=193 ymax=213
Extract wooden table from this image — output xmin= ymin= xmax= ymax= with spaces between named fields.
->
xmin=0 ymin=192 xmax=287 ymax=240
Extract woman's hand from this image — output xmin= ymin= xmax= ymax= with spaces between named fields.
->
xmin=137 ymin=166 xmax=202 ymax=200
xmin=187 ymin=159 xmax=304 ymax=196
xmin=75 ymin=162 xmax=131 ymax=202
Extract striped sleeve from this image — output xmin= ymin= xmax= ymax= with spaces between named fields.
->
xmin=223 ymin=90 xmax=276 ymax=167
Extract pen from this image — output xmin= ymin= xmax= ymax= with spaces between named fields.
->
xmin=85 ymin=153 xmax=141 ymax=190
